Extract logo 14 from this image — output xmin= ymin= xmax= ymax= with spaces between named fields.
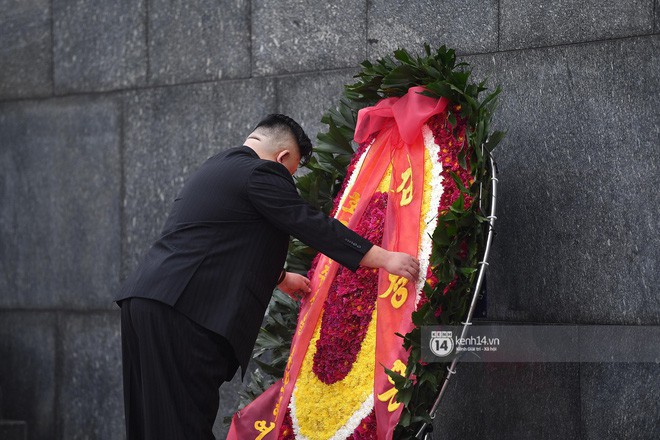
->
xmin=430 ymin=330 xmax=454 ymax=357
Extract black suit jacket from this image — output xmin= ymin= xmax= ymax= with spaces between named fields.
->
xmin=115 ymin=146 xmax=373 ymax=374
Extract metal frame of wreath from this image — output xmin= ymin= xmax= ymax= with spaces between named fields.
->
xmin=415 ymin=150 xmax=498 ymax=440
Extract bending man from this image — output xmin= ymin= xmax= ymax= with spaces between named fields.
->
xmin=115 ymin=114 xmax=420 ymax=439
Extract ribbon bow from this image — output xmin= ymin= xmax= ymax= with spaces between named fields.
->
xmin=354 ymin=85 xmax=449 ymax=146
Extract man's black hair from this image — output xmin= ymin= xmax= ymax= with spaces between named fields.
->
xmin=254 ymin=114 xmax=312 ymax=166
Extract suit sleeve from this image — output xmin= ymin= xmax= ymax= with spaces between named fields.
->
xmin=246 ymin=161 xmax=374 ymax=272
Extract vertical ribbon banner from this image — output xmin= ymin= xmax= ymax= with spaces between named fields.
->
xmin=354 ymin=87 xmax=448 ymax=440
xmin=228 ymin=86 xmax=448 ymax=440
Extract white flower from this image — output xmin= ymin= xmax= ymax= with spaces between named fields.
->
xmin=329 ymin=394 xmax=374 ymax=440
xmin=334 ymin=140 xmax=373 ymax=219
xmin=289 ymin=389 xmax=375 ymax=440
xmin=415 ymin=125 xmax=444 ymax=305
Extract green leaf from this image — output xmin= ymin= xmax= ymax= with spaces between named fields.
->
xmin=479 ymin=85 xmax=501 ymax=110
xmin=397 ymin=386 xmax=414 ymax=406
xmin=457 ymin=150 xmax=467 ymax=170
xmin=484 ymin=130 xmax=506 ymax=152
xmin=424 ymin=81 xmax=454 ymax=99
xmin=447 ymin=111 xmax=457 ymax=127
xmin=382 ymin=65 xmax=418 ymax=93
xmin=383 ymin=365 xmax=407 ymax=388
xmin=316 ymin=118 xmax=354 ymax=154
xmin=393 ymin=48 xmax=414 ymax=65
xmin=457 ymin=267 xmax=478 ymax=275
xmin=398 ymin=408 xmax=412 ymax=427
xmin=448 ymin=170 xmax=469 ymax=194
xmin=253 ymin=359 xmax=286 ymax=377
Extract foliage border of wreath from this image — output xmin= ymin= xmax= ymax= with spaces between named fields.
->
xmin=239 ymin=44 xmax=505 ymax=439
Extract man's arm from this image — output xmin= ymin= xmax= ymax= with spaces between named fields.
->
xmin=246 ymin=161 xmax=419 ymax=280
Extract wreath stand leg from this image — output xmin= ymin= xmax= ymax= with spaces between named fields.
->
xmin=415 ymin=154 xmax=498 ymax=439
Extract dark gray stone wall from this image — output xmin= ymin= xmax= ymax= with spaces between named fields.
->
xmin=467 ymin=36 xmax=660 ymax=326
xmin=367 ymin=0 xmax=499 ymax=57
xmin=121 ymin=78 xmax=276 ymax=274
xmin=0 ymin=1 xmax=657 ymax=439
xmin=59 ymin=313 xmax=124 ymax=439
xmin=0 ymin=0 xmax=52 ymax=99
xmin=500 ymin=0 xmax=655 ymax=49
xmin=252 ymin=1 xmax=367 ymax=75
xmin=0 ymin=313 xmax=56 ymax=440
xmin=52 ymin=0 xmax=147 ymax=93
xmin=148 ymin=0 xmax=251 ymax=85
xmin=0 ymin=96 xmax=121 ymax=309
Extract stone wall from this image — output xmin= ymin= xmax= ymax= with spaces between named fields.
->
xmin=0 ymin=1 xmax=657 ymax=439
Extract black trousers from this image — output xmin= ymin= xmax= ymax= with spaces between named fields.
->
xmin=120 ymin=297 xmax=239 ymax=440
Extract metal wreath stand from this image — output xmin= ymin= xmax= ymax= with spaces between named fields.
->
xmin=415 ymin=148 xmax=498 ymax=440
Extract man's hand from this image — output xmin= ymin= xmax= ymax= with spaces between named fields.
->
xmin=278 ymin=272 xmax=312 ymax=300
xmin=382 ymin=251 xmax=420 ymax=281
xmin=359 ymin=245 xmax=420 ymax=281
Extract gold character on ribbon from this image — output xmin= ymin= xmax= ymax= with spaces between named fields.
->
xmin=396 ymin=155 xmax=413 ymax=206
xmin=297 ymin=313 xmax=308 ymax=335
xmin=341 ymin=192 xmax=360 ymax=215
xmin=379 ymin=273 xmax=409 ymax=308
xmin=318 ymin=264 xmax=330 ymax=286
xmin=254 ymin=420 xmax=275 ymax=440
xmin=377 ymin=359 xmax=407 ymax=412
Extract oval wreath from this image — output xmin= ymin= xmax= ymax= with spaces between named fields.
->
xmin=235 ymin=44 xmax=504 ymax=440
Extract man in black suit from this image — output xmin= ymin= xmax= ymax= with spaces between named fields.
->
xmin=115 ymin=114 xmax=419 ymax=440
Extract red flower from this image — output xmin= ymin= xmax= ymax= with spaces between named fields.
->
xmin=428 ymin=113 xmax=473 ymax=213
xmin=313 ymin=193 xmax=388 ymax=384
xmin=348 ymin=409 xmax=377 ymax=439
xmin=307 ymin=253 xmax=322 ymax=280
xmin=278 ymin=409 xmax=295 ymax=439
xmin=416 ymin=291 xmax=429 ymax=309
xmin=457 ymin=239 xmax=469 ymax=261
xmin=426 ymin=265 xmax=439 ymax=289
xmin=443 ymin=274 xmax=459 ymax=295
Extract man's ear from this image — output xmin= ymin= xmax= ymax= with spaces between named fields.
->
xmin=276 ymin=150 xmax=290 ymax=164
